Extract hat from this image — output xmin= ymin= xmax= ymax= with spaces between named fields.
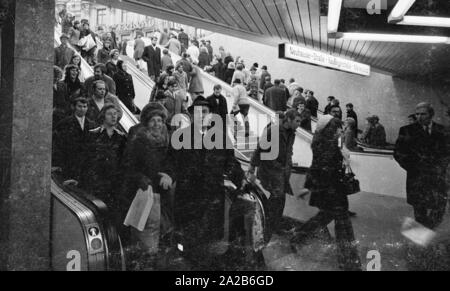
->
xmin=316 ymin=114 xmax=334 ymax=132
xmin=188 ymin=96 xmax=211 ymax=112
xmin=60 ymin=34 xmax=69 ymax=40
xmin=141 ymin=102 xmax=167 ymax=124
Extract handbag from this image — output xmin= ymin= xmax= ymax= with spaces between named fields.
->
xmin=340 ymin=165 xmax=361 ymax=196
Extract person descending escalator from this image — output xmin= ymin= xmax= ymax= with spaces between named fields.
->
xmin=86 ymin=80 xmax=123 ymax=127
xmin=290 ymin=116 xmax=361 ymax=271
xmin=248 ymin=110 xmax=301 ymax=243
xmin=122 ymin=103 xmax=174 ymax=270
xmin=52 ymin=97 xmax=95 ymax=186
xmin=53 ymin=64 xmax=86 ymax=126
xmin=169 ymin=96 xmax=246 ymax=270
xmin=82 ymin=104 xmax=127 ymax=231
xmin=113 ymin=60 xmax=137 ymax=114
xmin=105 ymin=49 xmax=120 ymax=78
xmin=97 ymin=38 xmax=112 ymax=65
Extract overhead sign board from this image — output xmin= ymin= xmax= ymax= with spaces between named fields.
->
xmin=279 ymin=43 xmax=371 ymax=76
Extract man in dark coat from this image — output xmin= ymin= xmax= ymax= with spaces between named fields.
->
xmin=55 ymin=34 xmax=74 ymax=70
xmin=142 ymin=36 xmax=162 ymax=81
xmin=394 ymin=102 xmax=449 ymax=229
xmin=206 ymin=40 xmax=214 ymax=63
xmin=346 ymin=103 xmax=358 ymax=135
xmin=85 ymin=64 xmax=117 ymax=97
xmin=178 ymin=28 xmax=189 ymax=53
xmin=86 ymin=80 xmax=123 ymax=127
xmin=169 ymin=96 xmax=245 ymax=270
xmin=264 ymin=79 xmax=287 ymax=112
xmin=207 ymin=84 xmax=229 ymax=127
xmin=113 ymin=61 xmax=136 ymax=113
xmin=248 ymin=110 xmax=301 ymax=241
xmin=305 ymin=90 xmax=319 ymax=118
xmin=52 ymin=97 xmax=95 ymax=183
xmin=259 ymin=66 xmax=271 ymax=91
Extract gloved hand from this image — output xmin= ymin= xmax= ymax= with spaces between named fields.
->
xmin=159 ymin=173 xmax=173 ymax=191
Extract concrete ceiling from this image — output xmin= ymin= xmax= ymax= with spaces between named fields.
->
xmin=94 ymin=0 xmax=450 ymax=78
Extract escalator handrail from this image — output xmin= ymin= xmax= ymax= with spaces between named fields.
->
xmin=51 ymin=175 xmax=125 ymax=271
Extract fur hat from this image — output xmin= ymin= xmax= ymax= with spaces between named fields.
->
xmin=140 ymin=102 xmax=167 ymax=124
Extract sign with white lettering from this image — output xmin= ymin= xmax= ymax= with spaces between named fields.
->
xmin=279 ymin=43 xmax=371 ymax=76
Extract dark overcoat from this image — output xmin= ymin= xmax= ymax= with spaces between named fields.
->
xmin=394 ymin=122 xmax=449 ymax=208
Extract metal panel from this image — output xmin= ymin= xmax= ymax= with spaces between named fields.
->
xmin=307 ymin=0 xmax=322 ymax=51
xmin=296 ymin=0 xmax=314 ymax=48
xmin=286 ymin=0 xmax=307 ymax=46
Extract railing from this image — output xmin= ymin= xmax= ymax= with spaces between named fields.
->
xmin=51 ymin=175 xmax=125 ymax=271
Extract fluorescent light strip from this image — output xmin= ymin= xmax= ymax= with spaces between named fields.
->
xmin=327 ymin=0 xmax=343 ymax=33
xmin=389 ymin=0 xmax=416 ymax=20
xmin=396 ymin=16 xmax=450 ymax=27
xmin=338 ymin=32 xmax=449 ymax=44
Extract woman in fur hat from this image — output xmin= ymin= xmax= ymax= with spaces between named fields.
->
xmin=122 ymin=103 xmax=174 ymax=263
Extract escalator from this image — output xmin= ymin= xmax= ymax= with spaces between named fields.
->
xmin=51 ymin=176 xmax=125 ymax=271
xmin=54 ymin=30 xmax=268 ymax=266
xmin=51 ymin=33 xmax=140 ymax=271
xmin=124 ymin=38 xmax=406 ymax=198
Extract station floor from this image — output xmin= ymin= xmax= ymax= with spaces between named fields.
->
xmin=265 ymin=188 xmax=450 ymax=271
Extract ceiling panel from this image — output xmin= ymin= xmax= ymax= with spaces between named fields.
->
xmin=97 ymin=0 xmax=450 ymax=78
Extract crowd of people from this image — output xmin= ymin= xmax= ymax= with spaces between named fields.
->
xmin=53 ymin=13 xmax=450 ymax=271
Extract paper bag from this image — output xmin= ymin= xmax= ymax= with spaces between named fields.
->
xmin=401 ymin=217 xmax=436 ymax=247
xmin=124 ymin=187 xmax=154 ymax=232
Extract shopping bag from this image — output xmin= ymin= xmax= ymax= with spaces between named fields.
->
xmin=124 ymin=186 xmax=154 ymax=231
xmin=133 ymin=194 xmax=161 ymax=254
xmin=402 ymin=217 xmax=436 ymax=247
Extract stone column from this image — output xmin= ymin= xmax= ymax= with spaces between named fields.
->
xmin=0 ymin=0 xmax=54 ymax=271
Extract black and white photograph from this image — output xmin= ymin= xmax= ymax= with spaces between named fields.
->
xmin=0 ymin=0 xmax=450 ymax=277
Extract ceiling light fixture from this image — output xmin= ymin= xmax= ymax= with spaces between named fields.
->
xmin=388 ymin=0 xmax=416 ymax=22
xmin=394 ymin=16 xmax=450 ymax=28
xmin=327 ymin=0 xmax=343 ymax=34
xmin=337 ymin=32 xmax=450 ymax=44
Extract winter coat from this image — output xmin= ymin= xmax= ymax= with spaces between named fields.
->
xmin=305 ymin=96 xmax=319 ymax=118
xmin=52 ymin=115 xmax=95 ymax=181
xmin=161 ymin=55 xmax=174 ymax=72
xmin=178 ymin=32 xmax=189 ymax=49
xmin=142 ymin=45 xmax=162 ymax=78
xmin=251 ymin=123 xmax=295 ymax=197
xmin=82 ymin=127 xmax=127 ymax=210
xmin=97 ymin=47 xmax=111 ymax=65
xmin=55 ymin=44 xmax=75 ymax=70
xmin=113 ymin=70 xmax=136 ymax=112
xmin=198 ymin=51 xmax=210 ymax=69
xmin=134 ymin=38 xmax=145 ymax=60
xmin=264 ymin=85 xmax=287 ymax=112
xmin=305 ymin=132 xmax=349 ymax=211
xmin=86 ymin=92 xmax=123 ymax=127
xmin=188 ymin=66 xmax=204 ymax=94
xmin=122 ymin=126 xmax=172 ymax=203
xmin=166 ymin=38 xmax=182 ymax=56
xmin=105 ymin=60 xmax=119 ymax=79
xmin=85 ymin=75 xmax=117 ymax=97
xmin=168 ymin=125 xmax=245 ymax=245
xmin=394 ymin=122 xmax=449 ymax=208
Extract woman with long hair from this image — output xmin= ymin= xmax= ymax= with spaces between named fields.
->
xmin=291 ymin=116 xmax=361 ymax=271
xmin=69 ymin=54 xmax=85 ymax=82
